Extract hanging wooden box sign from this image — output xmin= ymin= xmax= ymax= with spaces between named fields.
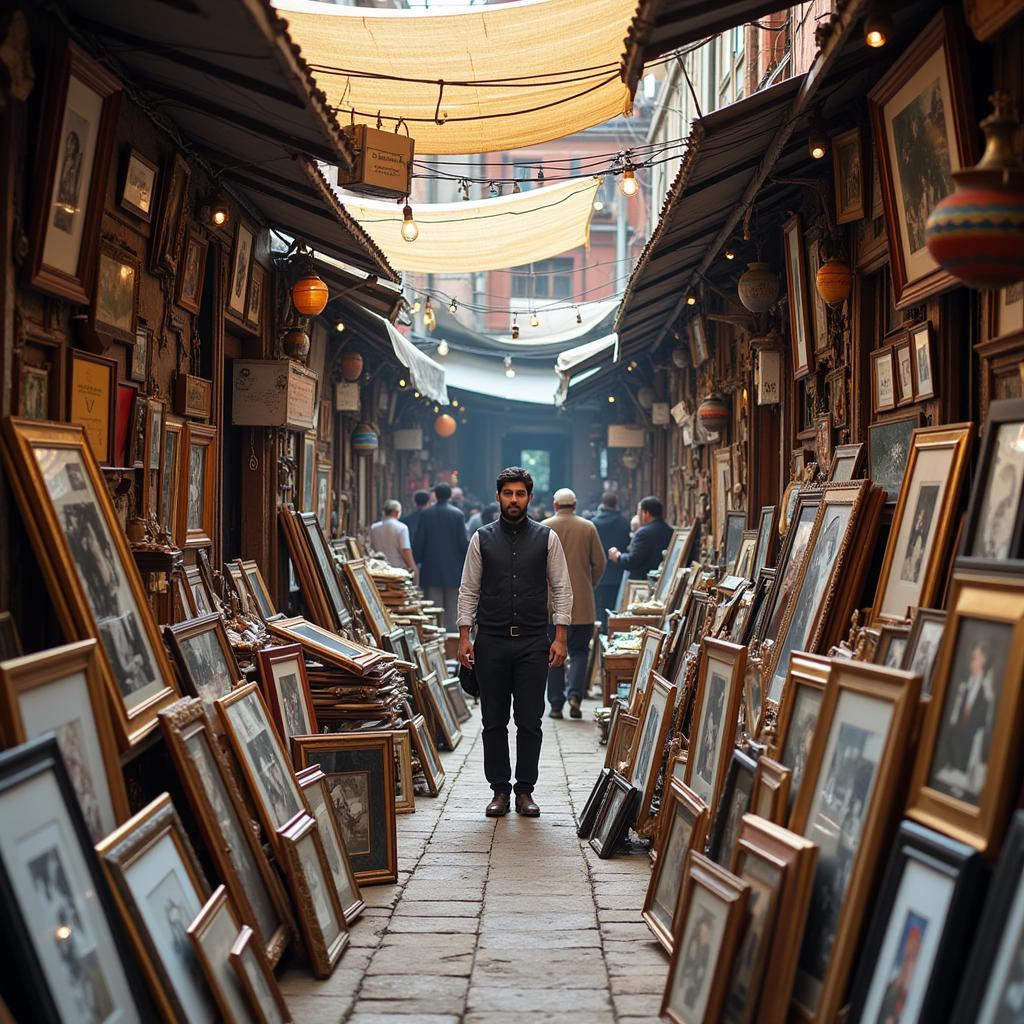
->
xmin=231 ymin=359 xmax=318 ymax=430
xmin=607 ymin=424 xmax=647 ymax=448
xmin=338 ymin=124 xmax=415 ymax=199
xmin=651 ymin=402 xmax=670 ymax=425
xmin=756 ymin=349 xmax=781 ymax=406
xmin=334 ymin=381 xmax=361 ymax=413
xmin=174 ymin=373 xmax=212 ymax=419
xmin=393 ymin=427 xmax=423 ymax=450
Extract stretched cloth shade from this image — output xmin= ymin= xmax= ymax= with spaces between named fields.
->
xmin=272 ymin=0 xmax=635 ymax=154
xmin=339 ymin=176 xmax=602 ymax=274
xmin=379 ymin=315 xmax=449 ymax=405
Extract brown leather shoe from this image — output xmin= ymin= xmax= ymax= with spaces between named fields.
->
xmin=485 ymin=792 xmax=510 ymax=817
xmin=515 ymin=793 xmax=540 ymax=817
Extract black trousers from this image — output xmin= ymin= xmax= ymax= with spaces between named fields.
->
xmin=474 ymin=630 xmax=549 ymax=795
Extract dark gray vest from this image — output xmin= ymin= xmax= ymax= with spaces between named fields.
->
xmin=476 ymin=517 xmax=549 ymax=633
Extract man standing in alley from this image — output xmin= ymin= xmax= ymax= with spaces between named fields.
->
xmin=412 ymin=483 xmax=468 ymax=630
xmin=542 ymin=488 xmax=605 ymax=719
xmin=402 ymin=489 xmax=431 ymax=549
xmin=591 ymin=491 xmax=630 ymax=628
xmin=370 ymin=500 xmax=418 ymax=582
xmin=608 ymin=496 xmax=674 ymax=581
xmin=457 ymin=467 xmax=572 ymax=818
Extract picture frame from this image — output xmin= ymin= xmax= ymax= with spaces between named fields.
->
xmin=868 ymin=410 xmax=921 ymax=503
xmin=684 ymin=639 xmax=746 ymax=816
xmin=0 ymin=736 xmax=149 ymax=1024
xmin=279 ymin=509 xmax=351 ymax=633
xmin=0 ymin=612 xmax=21 ymax=660
xmin=130 ymin=321 xmax=149 ymax=383
xmin=833 ymin=126 xmax=867 ymax=223
xmin=752 ymin=506 xmax=776 ymax=578
xmin=164 ymin=612 xmax=242 ymax=719
xmin=0 ymin=637 xmax=129 ymax=842
xmin=119 ymin=147 xmax=158 ymax=222
xmin=174 ymin=373 xmax=213 ymax=421
xmin=245 ymin=263 xmax=266 ymax=331
xmin=267 ymin=616 xmax=385 ymax=676
xmin=256 ymin=644 xmax=317 ymax=756
xmin=142 ymin=395 xmax=165 ymax=513
xmin=27 ymin=42 xmax=121 ymax=305
xmin=712 ymin=448 xmax=733 ymax=547
xmin=707 ymin=748 xmax=757 ymax=868
xmin=342 ymin=558 xmax=394 ymax=642
xmin=274 ymin=813 xmax=349 ymax=978
xmin=238 ymin=559 xmax=279 ymax=623
xmin=910 ymin=320 xmax=937 ymax=400
xmin=688 ymin=314 xmax=709 ymax=366
xmin=295 ymin=765 xmax=365 ymax=925
xmin=319 ymin=398 xmax=334 ymax=444
xmin=873 ymin=622 xmax=912 ymax=669
xmin=67 ymin=349 xmax=117 ymax=466
xmin=654 ymin=527 xmax=695 ymax=605
xmin=158 ymin=697 xmax=293 ymax=966
xmin=627 ymin=671 xmax=677 ymax=827
xmin=847 ymin=820 xmax=986 ymax=1024
xmin=181 ymin=422 xmax=217 ymax=549
xmin=229 ymin=925 xmax=293 ymax=1024
xmin=216 ymin=683 xmax=307 ymax=852
xmin=749 ymin=756 xmax=791 ymax=824
xmin=291 ymin=731 xmax=398 ymax=886
xmin=441 ymin=676 xmax=471 ymax=725
xmin=227 ymin=220 xmax=254 ymax=319
xmin=827 ymin=365 xmax=848 ymax=429
xmin=175 ymin=228 xmax=209 ymax=316
xmin=789 ymin=659 xmax=922 ymax=1023
xmin=625 ymin=625 xmax=667 ymax=713
xmin=899 ymin=607 xmax=947 ymax=698
xmin=185 ymin=565 xmax=214 ymax=617
xmin=734 ymin=530 xmax=758 ymax=581
xmin=96 ymin=792 xmax=215 ymax=1022
xmin=660 ymin=851 xmax=750 ymax=1024
xmin=870 ymin=422 xmax=974 ymax=624
xmin=151 ymin=152 xmax=191 ymax=275
xmin=604 ymin=708 xmax=638 ymax=773
xmin=14 ymin=359 xmax=53 ymax=421
xmin=299 ymin=432 xmax=317 ymax=513
xmin=0 ymin=418 xmax=182 ymax=748
xmin=642 ymin=779 xmax=710 ymax=954
xmin=806 ymin=234 xmax=830 ymax=356
xmin=316 ymin=459 xmax=333 ymax=534
xmin=391 ymin=727 xmax=417 ymax=813
xmin=723 ymin=510 xmax=746 ymax=574
xmin=589 ymin=770 xmax=639 ymax=858
xmin=894 ymin=333 xmax=916 ymax=406
xmin=907 ymin=569 xmax=1024 ymax=855
xmin=406 ymin=713 xmax=445 ymax=796
xmin=578 ymin=767 xmax=614 ymax=840
xmin=871 ymin=346 xmax=897 ymax=413
xmin=783 ymin=213 xmax=813 ymax=380
xmin=223 ymin=561 xmax=255 ymax=619
xmin=160 ymin=415 xmax=184 ymax=543
xmin=868 ymin=7 xmax=976 ymax=308
xmin=743 ymin=661 xmax=765 ymax=739
xmin=91 ymin=241 xmax=140 ymax=347
xmin=827 ymin=442 xmax=866 ymax=483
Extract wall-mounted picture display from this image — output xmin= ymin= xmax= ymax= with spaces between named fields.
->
xmin=783 ymin=213 xmax=813 ymax=380
xmin=627 ymin=672 xmax=676 ymax=828
xmin=660 ymin=851 xmax=749 ymax=1024
xmin=685 ymin=639 xmax=746 ymax=816
xmin=181 ymin=422 xmax=217 ymax=549
xmin=872 ymin=346 xmax=897 ymax=413
xmin=295 ymin=765 xmax=365 ymax=926
xmin=0 ymin=738 xmax=149 ymax=1024
xmin=911 ymin=321 xmax=936 ymax=399
xmin=868 ymin=411 xmax=921 ymax=503
xmin=159 ymin=697 xmax=293 ymax=967
xmin=589 ymin=770 xmax=639 ymax=858
xmin=92 ymin=242 xmax=139 ymax=346
xmin=176 ymin=228 xmax=208 ymax=315
xmin=165 ymin=613 xmax=242 ymax=719
xmin=96 ymin=793 xmax=216 ymax=1022
xmin=406 ymin=713 xmax=444 ymax=796
xmin=868 ymin=8 xmax=975 ymax=307
xmin=642 ymin=779 xmax=710 ymax=954
xmin=216 ymin=683 xmax=307 ymax=852
xmin=0 ymin=638 xmax=128 ymax=842
xmin=119 ymin=147 xmax=157 ymax=221
xmin=15 ymin=359 xmax=52 ymax=420
xmin=28 ymin=42 xmax=121 ymax=305
xmin=151 ymin=152 xmax=191 ymax=274
xmin=0 ymin=419 xmax=182 ymax=748
xmin=908 ymin=570 xmax=1024 ymax=856
xmin=749 ymin=756 xmax=791 ymax=825
xmin=753 ymin=506 xmax=776 ymax=578
xmin=256 ymin=644 xmax=317 ymax=758
xmin=275 ymin=813 xmax=349 ymax=978
xmin=828 ymin=442 xmax=866 ymax=483
xmin=130 ymin=321 xmax=149 ymax=382
xmin=625 ymin=626 xmax=666 ymax=712
xmin=789 ymin=660 xmax=921 ymax=1023
xmin=723 ymin=511 xmax=746 ymax=574
xmin=245 ymin=263 xmax=265 ymax=331
xmin=229 ymin=925 xmax=293 ymax=1024
xmin=707 ymin=749 xmax=757 ymax=868
xmin=894 ymin=334 xmax=916 ymax=405
xmin=871 ymin=422 xmax=973 ymax=624
xmin=847 ymin=821 xmax=985 ymax=1024
xmin=67 ymin=349 xmax=116 ymax=465
xmin=292 ymin=732 xmax=397 ymax=886
xmin=833 ymin=126 xmax=867 ymax=223
xmin=227 ymin=221 xmax=254 ymax=319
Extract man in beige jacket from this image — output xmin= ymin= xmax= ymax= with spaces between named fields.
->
xmin=543 ymin=488 xmax=606 ymax=718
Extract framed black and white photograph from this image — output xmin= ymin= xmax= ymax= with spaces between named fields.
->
xmin=119 ymin=147 xmax=158 ymax=221
xmin=627 ymin=672 xmax=676 ymax=828
xmin=589 ymin=770 xmax=639 ymax=859
xmin=165 ymin=613 xmax=241 ymax=719
xmin=227 ymin=221 xmax=254 ymax=319
xmin=707 ymin=749 xmax=757 ymax=868
xmin=911 ymin=321 xmax=936 ymax=400
xmin=257 ymin=644 xmax=317 ymax=756
xmin=578 ymin=767 xmax=613 ymax=840
xmin=900 ymin=608 xmax=947 ymax=698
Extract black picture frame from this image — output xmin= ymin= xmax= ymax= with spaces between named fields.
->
xmin=707 ymin=748 xmax=758 ymax=866
xmin=0 ymin=736 xmax=152 ymax=1023
xmin=589 ymin=771 xmax=638 ymax=858
xmin=849 ymin=820 xmax=987 ymax=1023
xmin=868 ymin=412 xmax=921 ymax=503
xmin=578 ymin=767 xmax=613 ymax=839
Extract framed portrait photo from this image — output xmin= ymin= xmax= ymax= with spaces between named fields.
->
xmin=872 ymin=346 xmax=897 ymax=413
xmin=589 ymin=770 xmax=639 ymax=859
xmin=238 ymin=559 xmax=279 ymax=623
xmin=229 ymin=925 xmax=292 ymax=1024
xmin=707 ymin=748 xmax=757 ymax=869
xmin=900 ymin=607 xmax=947 ymax=698
xmin=176 ymin=228 xmax=208 ymax=316
xmin=160 ymin=415 xmax=184 ymax=544
xmin=256 ymin=643 xmax=317 ymax=756
xmin=164 ymin=612 xmax=242 ymax=719
xmin=894 ymin=334 xmax=916 ymax=405
xmin=227 ymin=221 xmax=254 ymax=319
xmin=868 ymin=7 xmax=976 ymax=307
xmin=119 ymin=147 xmax=157 ymax=221
xmin=181 ymin=422 xmax=217 ymax=549
xmin=833 ymin=126 xmax=867 ymax=223
xmin=342 ymin=558 xmax=394 ymax=643
xmin=625 ymin=625 xmax=667 ymax=713
xmin=753 ymin=506 xmax=776 ymax=578
xmin=723 ymin=510 xmax=746 ymax=574
xmin=911 ymin=320 xmax=937 ymax=400
xmin=874 ymin=622 xmax=912 ymax=669
xmin=783 ymin=213 xmax=813 ymax=380
xmin=627 ymin=671 xmax=677 ymax=829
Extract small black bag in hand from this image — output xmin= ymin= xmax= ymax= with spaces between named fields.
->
xmin=458 ymin=662 xmax=479 ymax=698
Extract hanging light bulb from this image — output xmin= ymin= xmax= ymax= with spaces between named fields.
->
xmin=686 ymin=294 xmax=697 ymax=306
xmin=412 ymin=300 xmax=421 ymax=314
xmin=807 ymin=111 xmax=829 ymax=160
xmin=201 ymin=194 xmax=230 ymax=228
xmin=530 ymin=311 xmax=540 ymax=328
xmin=513 ymin=181 xmax=521 ymax=194
xmin=511 ymin=313 xmax=519 ymax=341
xmin=574 ymin=306 xmax=582 ymax=325
xmin=724 ymin=248 xmax=737 ymax=261
xmin=619 ymin=165 xmax=639 ymax=198
xmin=448 ymin=298 xmax=458 ymax=314
xmin=335 ymin=320 xmax=346 ymax=333
xmin=504 ymin=355 xmax=516 ymax=379
xmin=399 ymin=378 xmax=407 ymax=387
xmin=489 ymin=181 xmax=500 ymax=198
xmin=414 ymin=390 xmax=421 ymax=398
xmin=607 ymin=395 xmax=616 ymax=403
xmin=401 ymin=202 xmax=419 ymax=242
xmin=437 ymin=338 xmax=450 ymax=356
xmin=864 ymin=8 xmax=892 ymax=47
xmin=423 ymin=297 xmax=436 ymax=331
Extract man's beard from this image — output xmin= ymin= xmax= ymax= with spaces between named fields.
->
xmin=502 ymin=502 xmax=524 ymax=520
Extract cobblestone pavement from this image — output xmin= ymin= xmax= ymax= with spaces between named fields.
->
xmin=280 ymin=707 xmax=669 ymax=1023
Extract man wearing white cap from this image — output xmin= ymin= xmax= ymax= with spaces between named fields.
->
xmin=542 ymin=488 xmax=606 ymax=718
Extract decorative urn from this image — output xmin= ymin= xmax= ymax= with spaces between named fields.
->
xmin=697 ymin=393 xmax=730 ymax=434
xmin=351 ymin=423 xmax=379 ymax=456
xmin=282 ymin=326 xmax=310 ymax=360
xmin=815 ymin=258 xmax=853 ymax=307
xmin=340 ymin=351 xmax=364 ymax=381
xmin=737 ymin=262 xmax=780 ymax=313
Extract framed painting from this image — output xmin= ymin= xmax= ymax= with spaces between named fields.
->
xmin=627 ymin=671 xmax=676 ymax=827
xmin=164 ymin=612 xmax=241 ymax=718
xmin=749 ymin=756 xmax=791 ymax=825
xmin=407 ymin=713 xmax=445 ymax=796
xmin=28 ymin=42 xmax=121 ymax=305
xmin=176 ymin=228 xmax=208 ymax=316
xmin=227 ymin=221 xmax=254 ymax=319
xmin=894 ymin=333 xmax=916 ymax=406
xmin=245 ymin=263 xmax=265 ymax=331
xmin=256 ymin=644 xmax=317 ymax=757
xmin=92 ymin=241 xmax=140 ymax=347
xmin=130 ymin=321 xmax=149 ymax=383
xmin=142 ymin=396 xmax=165 ymax=513
xmin=0 ymin=737 xmax=149 ymax=1024
xmin=589 ymin=770 xmax=639 ymax=859
xmin=266 ymin=616 xmax=385 ymax=675
xmin=151 ymin=151 xmax=191 ymax=274
xmin=239 ymin=559 xmax=279 ymax=623
xmin=900 ymin=607 xmax=947 ymax=698
xmin=707 ymin=748 xmax=757 ymax=869
xmin=828 ymin=442 xmax=866 ymax=483
xmin=734 ymin=530 xmax=758 ymax=582
xmin=712 ymin=448 xmax=733 ymax=551
xmin=723 ymin=511 xmax=746 ymax=574
xmin=342 ymin=558 xmax=394 ymax=642
xmin=833 ymin=126 xmax=867 ymax=223
xmin=654 ymin=527 xmax=694 ymax=605
xmin=827 ymin=365 xmax=848 ymax=429
xmin=783 ymin=213 xmax=813 ymax=380
xmin=67 ymin=349 xmax=116 ymax=466
xmin=868 ymin=7 xmax=976 ymax=307
xmin=316 ymin=460 xmax=332 ymax=535
xmin=229 ymin=926 xmax=292 ymax=1024
xmin=299 ymin=432 xmax=317 ymax=514
xmin=868 ymin=411 xmax=921 ymax=503
xmin=753 ymin=506 xmax=776 ymax=577
xmin=391 ymin=727 xmax=417 ymax=812
xmin=181 ymin=422 xmax=217 ymax=549
xmin=911 ymin=320 xmax=937 ymax=400
xmin=625 ymin=626 xmax=667 ymax=712
xmin=0 ymin=418 xmax=181 ymax=748
xmin=871 ymin=346 xmax=897 ymax=413
xmin=159 ymin=415 xmax=184 ymax=543
xmin=119 ymin=147 xmax=157 ymax=221
xmin=15 ymin=359 xmax=53 ymax=421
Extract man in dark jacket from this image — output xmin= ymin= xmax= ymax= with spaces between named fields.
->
xmin=401 ymin=489 xmax=431 ymax=549
xmin=608 ymin=495 xmax=674 ymax=581
xmin=412 ymin=483 xmax=468 ymax=630
xmin=591 ymin=492 xmax=631 ymax=628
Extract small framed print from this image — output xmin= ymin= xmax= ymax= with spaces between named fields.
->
xmin=90 ymin=242 xmax=139 ymax=348
xmin=627 ymin=672 xmax=677 ymax=829
xmin=688 ymin=315 xmax=709 ymax=366
xmin=227 ymin=221 xmax=254 ymax=319
xmin=872 ymin=346 xmax=897 ymax=413
xmin=176 ymin=228 xmax=208 ymax=316
xmin=749 ymin=756 xmax=791 ymax=824
xmin=174 ymin=373 xmax=213 ymax=420
xmin=16 ymin=361 xmax=51 ymax=420
xmin=256 ymin=643 xmax=317 ymax=756
xmin=129 ymin=322 xmax=149 ymax=382
xmin=151 ymin=152 xmax=191 ymax=274
xmin=230 ymin=926 xmax=293 ymax=1024
xmin=625 ymin=626 xmax=667 ymax=713
xmin=783 ymin=213 xmax=813 ymax=380
xmin=707 ymin=748 xmax=757 ymax=868
xmin=407 ymin=713 xmax=444 ymax=797
xmin=893 ymin=334 xmax=915 ymax=405
xmin=874 ymin=623 xmax=911 ymax=669
xmin=160 ymin=415 xmax=185 ymax=543
xmin=578 ymin=767 xmax=614 ymax=840
xmin=910 ymin=321 xmax=936 ymax=400
xmin=165 ymin=612 xmax=242 ymax=719
xmin=119 ymin=148 xmax=157 ymax=222
xmin=67 ymin=349 xmax=117 ymax=465
xmin=900 ymin=608 xmax=947 ymax=698
xmin=868 ymin=411 xmax=921 ymax=504
xmin=246 ymin=263 xmax=265 ymax=331
xmin=828 ymin=442 xmax=866 ymax=483
xmin=238 ymin=559 xmax=279 ymax=623
xmin=833 ymin=126 xmax=867 ymax=224
xmin=181 ymin=422 xmax=217 ymax=549
xmin=589 ymin=771 xmax=640 ymax=859
xmin=826 ymin=365 xmax=847 ymax=428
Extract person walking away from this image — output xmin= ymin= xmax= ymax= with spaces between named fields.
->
xmin=412 ymin=483 xmax=468 ymax=630
xmin=401 ymin=489 xmax=431 ymax=549
xmin=608 ymin=496 xmax=674 ymax=581
xmin=457 ymin=467 xmax=572 ymax=817
xmin=591 ymin=491 xmax=630 ymax=629
xmin=370 ymin=500 xmax=418 ymax=582
xmin=542 ymin=488 xmax=605 ymax=719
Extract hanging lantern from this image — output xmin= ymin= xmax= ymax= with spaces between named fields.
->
xmin=282 ymin=326 xmax=310 ymax=360
xmin=815 ymin=258 xmax=853 ymax=307
xmin=671 ymin=346 xmax=689 ymax=369
xmin=737 ymin=262 xmax=780 ymax=313
xmin=290 ymin=247 xmax=329 ymax=316
xmin=620 ymin=451 xmax=640 ymax=470
xmin=340 ymin=351 xmax=364 ymax=382
xmin=697 ymin=393 xmax=730 ymax=434
xmin=351 ymin=423 xmax=379 ymax=456
xmin=925 ymin=93 xmax=1024 ymax=289
xmin=434 ymin=413 xmax=457 ymax=438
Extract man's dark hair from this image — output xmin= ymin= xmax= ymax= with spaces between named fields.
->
xmin=639 ymin=495 xmax=663 ymax=518
xmin=433 ymin=482 xmax=452 ymax=501
xmin=601 ymin=491 xmax=619 ymax=510
xmin=413 ymin=489 xmax=430 ymax=507
xmin=495 ymin=466 xmax=534 ymax=495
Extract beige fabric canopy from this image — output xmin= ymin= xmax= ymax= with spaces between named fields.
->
xmin=337 ymin=176 xmax=602 ymax=274
xmin=273 ymin=0 xmax=635 ymax=154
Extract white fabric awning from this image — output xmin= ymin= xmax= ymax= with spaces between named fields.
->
xmin=555 ymin=334 xmax=618 ymax=373
xmin=273 ymin=0 xmax=635 ymax=155
xmin=338 ymin=177 xmax=601 ymax=274
xmin=379 ymin=316 xmax=448 ymax=404
xmin=441 ymin=351 xmax=559 ymax=406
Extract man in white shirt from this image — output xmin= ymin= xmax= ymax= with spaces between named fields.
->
xmin=370 ymin=500 xmax=417 ymax=582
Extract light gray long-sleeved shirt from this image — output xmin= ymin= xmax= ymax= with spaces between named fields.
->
xmin=456 ymin=524 xmax=573 ymax=628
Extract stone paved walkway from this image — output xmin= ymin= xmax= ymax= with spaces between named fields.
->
xmin=281 ymin=709 xmax=670 ymax=1023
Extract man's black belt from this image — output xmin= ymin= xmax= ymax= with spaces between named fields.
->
xmin=476 ymin=625 xmax=546 ymax=638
